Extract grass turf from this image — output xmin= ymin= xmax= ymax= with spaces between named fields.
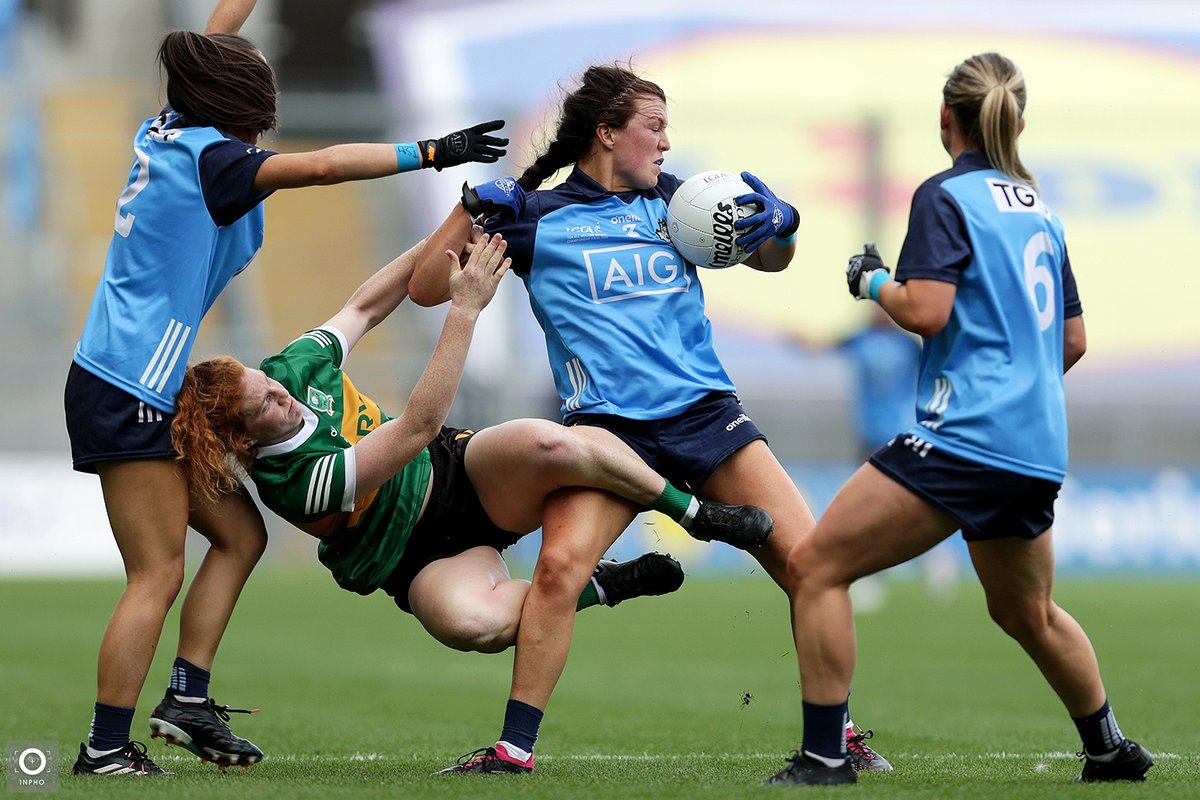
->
xmin=1 ymin=568 xmax=1196 ymax=798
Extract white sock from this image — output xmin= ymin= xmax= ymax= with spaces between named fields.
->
xmin=589 ymin=576 xmax=607 ymax=606
xmin=679 ymin=497 xmax=701 ymax=528
xmin=496 ymin=740 xmax=533 ymax=763
xmin=803 ymin=749 xmax=848 ymax=768
xmin=86 ymin=745 xmax=122 ymax=758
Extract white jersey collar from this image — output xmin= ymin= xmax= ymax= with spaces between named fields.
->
xmin=255 ymin=403 xmax=320 ymax=459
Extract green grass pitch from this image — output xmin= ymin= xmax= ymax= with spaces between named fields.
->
xmin=2 ymin=568 xmax=1196 ymax=798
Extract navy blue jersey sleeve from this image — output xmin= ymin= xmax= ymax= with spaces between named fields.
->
xmin=657 ymin=171 xmax=684 ymax=202
xmin=1061 ymin=241 xmax=1082 ymax=318
xmin=895 ymin=180 xmax=972 ymax=283
xmin=198 ymin=137 xmax=277 ymax=227
xmin=483 ymin=190 xmax=540 ymax=275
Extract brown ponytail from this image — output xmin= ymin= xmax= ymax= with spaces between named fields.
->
xmin=518 ymin=63 xmax=666 ymax=191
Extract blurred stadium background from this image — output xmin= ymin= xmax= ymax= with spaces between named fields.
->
xmin=2 ymin=0 xmax=1198 ymax=581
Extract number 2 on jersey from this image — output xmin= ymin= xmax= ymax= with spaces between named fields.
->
xmin=114 ymin=148 xmax=151 ymax=238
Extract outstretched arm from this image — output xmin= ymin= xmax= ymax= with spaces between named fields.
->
xmin=252 ymin=122 xmax=508 ymax=192
xmin=350 ymin=235 xmax=511 ymax=499
xmin=320 ymin=238 xmax=428 ymax=355
xmin=204 ymin=0 xmax=256 ymax=35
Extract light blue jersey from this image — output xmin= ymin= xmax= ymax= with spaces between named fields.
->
xmin=485 ymin=168 xmax=735 ymax=420
xmin=839 ymin=324 xmax=920 ymax=454
xmin=896 ymin=151 xmax=1083 ymax=482
xmin=73 ymin=111 xmax=272 ymax=412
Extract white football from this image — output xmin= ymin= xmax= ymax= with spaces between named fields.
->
xmin=667 ymin=171 xmax=757 ymax=269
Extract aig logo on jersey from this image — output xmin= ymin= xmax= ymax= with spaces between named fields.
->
xmin=582 ymin=243 xmax=691 ymax=304
xmin=306 ymin=386 xmax=336 ymax=416
xmin=986 ymin=177 xmax=1049 ymax=218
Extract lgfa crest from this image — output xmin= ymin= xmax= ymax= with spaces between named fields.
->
xmin=306 ymin=386 xmax=336 ymax=416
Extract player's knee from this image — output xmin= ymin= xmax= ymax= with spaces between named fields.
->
xmin=531 ymin=548 xmax=593 ymax=598
xmin=528 ymin=423 xmax=587 ymax=472
xmin=126 ymin=559 xmax=186 ymax=606
xmin=785 ymin=538 xmax=820 ymax=594
xmin=442 ymin=607 xmax=518 ymax=653
xmin=986 ymin=597 xmax=1048 ymax=643
xmin=235 ymin=524 xmax=269 ymax=563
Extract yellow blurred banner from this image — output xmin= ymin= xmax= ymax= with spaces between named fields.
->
xmin=621 ymin=32 xmax=1200 ymax=361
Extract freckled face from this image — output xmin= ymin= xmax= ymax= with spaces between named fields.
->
xmin=238 ymin=367 xmax=301 ymax=445
xmin=609 ymin=95 xmax=670 ymax=191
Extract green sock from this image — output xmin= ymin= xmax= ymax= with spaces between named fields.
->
xmin=647 ymin=481 xmax=700 ymax=526
xmin=577 ymin=578 xmax=602 ymax=611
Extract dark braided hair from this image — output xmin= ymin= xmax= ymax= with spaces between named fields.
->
xmin=518 ymin=64 xmax=666 ymax=191
xmin=158 ymin=30 xmax=278 ymax=137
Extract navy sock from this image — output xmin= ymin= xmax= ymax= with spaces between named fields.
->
xmin=801 ymin=700 xmax=849 ymax=762
xmin=499 ymin=699 xmax=544 ymax=754
xmin=168 ymin=657 xmax=211 ymax=699
xmin=89 ymin=702 xmax=135 ymax=751
xmin=1073 ymin=700 xmax=1125 ymax=757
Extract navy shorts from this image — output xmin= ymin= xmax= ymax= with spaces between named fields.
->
xmin=869 ymin=433 xmax=1061 ymax=541
xmin=379 ymin=426 xmax=523 ymax=614
xmin=64 ymin=361 xmax=176 ymax=473
xmin=565 ymin=392 xmax=767 ymax=492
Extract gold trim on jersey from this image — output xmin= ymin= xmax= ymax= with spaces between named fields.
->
xmin=340 ymin=372 xmax=384 ymax=525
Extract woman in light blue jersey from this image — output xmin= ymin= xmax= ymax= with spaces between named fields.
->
xmin=63 ymin=0 xmax=507 ymax=777
xmin=768 ymin=53 xmax=1151 ymax=787
xmin=411 ymin=64 xmax=887 ymax=776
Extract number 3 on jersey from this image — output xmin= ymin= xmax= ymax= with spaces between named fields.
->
xmin=114 ymin=147 xmax=151 ymax=238
xmin=1023 ymin=231 xmax=1056 ymax=332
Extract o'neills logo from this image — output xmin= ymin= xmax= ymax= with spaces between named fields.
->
xmin=725 ymin=413 xmax=751 ymax=431
xmin=710 ymin=199 xmax=739 ymax=267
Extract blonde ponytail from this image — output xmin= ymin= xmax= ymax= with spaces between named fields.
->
xmin=944 ymin=53 xmax=1036 ymax=190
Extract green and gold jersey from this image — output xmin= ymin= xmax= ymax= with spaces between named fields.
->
xmin=252 ymin=327 xmax=432 ymax=595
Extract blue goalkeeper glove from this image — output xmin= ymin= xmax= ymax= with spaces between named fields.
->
xmin=461 ymin=177 xmax=526 ymax=221
xmin=846 ymin=242 xmax=892 ymax=301
xmin=419 ymin=120 xmax=508 ymax=171
xmin=733 ymin=171 xmax=799 ymax=252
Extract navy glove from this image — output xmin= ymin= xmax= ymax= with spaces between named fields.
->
xmin=419 ymin=120 xmax=508 ymax=171
xmin=461 ymin=177 xmax=526 ymax=221
xmin=733 ymin=171 xmax=799 ymax=253
xmin=846 ymin=242 xmax=891 ymax=300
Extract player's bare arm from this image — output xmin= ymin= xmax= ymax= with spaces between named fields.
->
xmin=410 ymin=206 xmax=476 ymax=306
xmin=878 ymin=278 xmax=957 ymax=338
xmin=351 ymin=235 xmax=510 ymax=499
xmin=320 ymin=239 xmax=427 ymax=353
xmin=204 ymin=0 xmax=257 ymax=35
xmin=252 ymin=144 xmax=407 ymax=190
xmin=253 ymin=123 xmax=507 ymax=191
xmin=1063 ymin=315 xmax=1087 ymax=372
